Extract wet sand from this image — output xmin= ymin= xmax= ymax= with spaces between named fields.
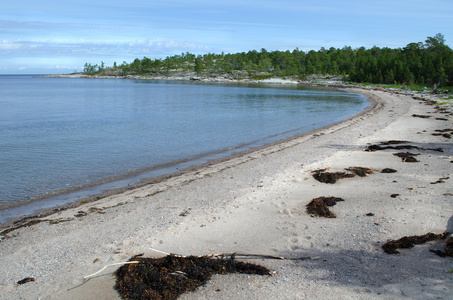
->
xmin=0 ymin=87 xmax=452 ymax=299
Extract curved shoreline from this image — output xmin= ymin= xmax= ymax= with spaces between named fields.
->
xmin=0 ymin=85 xmax=371 ymax=228
xmin=1 ymin=86 xmax=452 ymax=300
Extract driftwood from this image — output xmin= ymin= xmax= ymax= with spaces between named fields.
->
xmin=148 ymin=248 xmax=320 ymax=261
xmin=84 ymin=261 xmax=140 ymax=279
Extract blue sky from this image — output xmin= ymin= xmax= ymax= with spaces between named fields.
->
xmin=1 ymin=0 xmax=453 ymax=74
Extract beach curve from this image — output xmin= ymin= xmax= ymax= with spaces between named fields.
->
xmin=0 ymin=87 xmax=452 ymax=299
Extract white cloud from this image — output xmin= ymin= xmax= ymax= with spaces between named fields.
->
xmin=0 ymin=39 xmax=23 ymax=50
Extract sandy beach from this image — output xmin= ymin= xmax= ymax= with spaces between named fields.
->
xmin=0 ymin=87 xmax=452 ymax=299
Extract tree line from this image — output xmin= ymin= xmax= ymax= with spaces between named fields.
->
xmin=84 ymin=34 xmax=453 ymax=87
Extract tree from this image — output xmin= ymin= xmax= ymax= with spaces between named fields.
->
xmin=194 ymin=57 xmax=203 ymax=75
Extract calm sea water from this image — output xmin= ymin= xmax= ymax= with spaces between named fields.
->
xmin=0 ymin=75 xmax=368 ymax=221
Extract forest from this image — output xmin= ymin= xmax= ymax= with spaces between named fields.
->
xmin=84 ymin=34 xmax=453 ymax=87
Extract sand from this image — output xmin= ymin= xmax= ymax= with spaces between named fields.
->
xmin=0 ymin=87 xmax=452 ymax=299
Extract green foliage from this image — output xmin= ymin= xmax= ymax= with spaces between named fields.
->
xmin=82 ymin=34 xmax=453 ymax=87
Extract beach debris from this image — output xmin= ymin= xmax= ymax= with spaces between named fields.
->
xmin=306 ymin=196 xmax=345 ymax=218
xmin=114 ymin=254 xmax=273 ymax=300
xmin=382 ymin=232 xmax=450 ymax=255
xmin=393 ymin=152 xmax=419 ymax=162
xmin=75 ymin=211 xmax=88 ymax=218
xmin=86 ymin=249 xmax=317 ymax=299
xmin=380 ymin=140 xmax=410 ymax=145
xmin=17 ymin=277 xmax=35 ymax=285
xmin=390 ymin=194 xmax=399 ymax=198
xmin=432 ymin=128 xmax=453 ymax=139
xmin=84 ymin=262 xmax=140 ymax=280
xmin=381 ymin=168 xmax=397 ymax=173
xmin=430 ymin=176 xmax=450 ymax=184
xmin=179 ymin=208 xmax=191 ymax=217
xmin=364 ymin=141 xmax=443 ymax=153
xmin=312 ymin=169 xmax=354 ymax=184
xmin=0 ymin=219 xmax=45 ymax=239
xmin=412 ymin=114 xmax=431 ymax=118
xmin=345 ymin=167 xmax=375 ymax=177
xmin=311 ymin=167 xmax=388 ymax=184
xmin=365 ymin=213 xmax=375 ymax=217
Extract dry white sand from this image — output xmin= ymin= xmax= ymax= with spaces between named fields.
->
xmin=0 ymin=88 xmax=452 ymax=299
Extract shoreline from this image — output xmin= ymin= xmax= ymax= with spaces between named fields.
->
xmin=1 ymin=86 xmax=452 ymax=299
xmin=2 ymin=77 xmax=448 ymax=229
xmin=0 ymin=82 xmax=370 ymax=229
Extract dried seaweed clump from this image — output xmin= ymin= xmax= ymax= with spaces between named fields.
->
xmin=432 ymin=129 xmax=453 ymax=139
xmin=365 ymin=141 xmax=443 ymax=153
xmin=17 ymin=277 xmax=35 ymax=285
xmin=345 ymin=167 xmax=374 ymax=177
xmin=382 ymin=232 xmax=450 ymax=254
xmin=115 ymin=254 xmax=271 ymax=299
xmin=393 ymin=152 xmax=419 ymax=162
xmin=312 ymin=167 xmax=377 ymax=184
xmin=412 ymin=114 xmax=431 ymax=119
xmin=312 ymin=169 xmax=355 ymax=184
xmin=306 ymin=196 xmax=344 ymax=218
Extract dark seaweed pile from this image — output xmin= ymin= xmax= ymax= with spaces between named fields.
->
xmin=306 ymin=196 xmax=345 ymax=218
xmin=115 ymin=255 xmax=271 ymax=299
xmin=345 ymin=167 xmax=374 ymax=177
xmin=393 ymin=152 xmax=419 ymax=162
xmin=432 ymin=129 xmax=453 ymax=139
xmin=382 ymin=232 xmax=450 ymax=254
xmin=312 ymin=167 xmax=383 ymax=184
xmin=364 ymin=140 xmax=443 ymax=153
xmin=312 ymin=170 xmax=354 ymax=184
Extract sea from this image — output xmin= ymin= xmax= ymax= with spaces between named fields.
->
xmin=0 ymin=75 xmax=369 ymax=222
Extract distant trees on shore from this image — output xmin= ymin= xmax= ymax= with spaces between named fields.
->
xmin=84 ymin=34 xmax=453 ymax=87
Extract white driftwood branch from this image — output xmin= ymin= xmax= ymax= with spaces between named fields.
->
xmin=84 ymin=261 xmax=139 ymax=279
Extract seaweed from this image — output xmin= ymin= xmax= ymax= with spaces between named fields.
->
xmin=345 ymin=167 xmax=374 ymax=177
xmin=0 ymin=219 xmax=45 ymax=238
xmin=393 ymin=152 xmax=419 ymax=162
xmin=381 ymin=168 xmax=397 ymax=173
xmin=432 ymin=128 xmax=453 ymax=139
xmin=312 ymin=169 xmax=354 ymax=184
xmin=382 ymin=232 xmax=450 ymax=254
xmin=365 ymin=141 xmax=443 ymax=153
xmin=380 ymin=140 xmax=410 ymax=145
xmin=115 ymin=255 xmax=271 ymax=299
xmin=306 ymin=196 xmax=344 ymax=218
xmin=430 ymin=177 xmax=449 ymax=184
xmin=412 ymin=114 xmax=431 ymax=118
xmin=312 ymin=167 xmax=394 ymax=184
xmin=17 ymin=277 xmax=35 ymax=285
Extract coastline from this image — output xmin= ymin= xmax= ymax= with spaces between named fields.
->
xmin=0 ymin=86 xmax=452 ymax=299
xmin=0 ymin=80 xmax=367 ymax=227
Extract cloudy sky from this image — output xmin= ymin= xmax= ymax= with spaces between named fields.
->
xmin=2 ymin=0 xmax=453 ymax=74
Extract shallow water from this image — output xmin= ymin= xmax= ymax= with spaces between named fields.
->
xmin=0 ymin=76 xmax=368 ymax=221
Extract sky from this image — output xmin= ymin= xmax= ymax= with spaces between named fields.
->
xmin=1 ymin=0 xmax=453 ymax=74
